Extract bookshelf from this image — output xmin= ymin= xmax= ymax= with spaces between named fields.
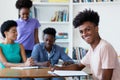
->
xmin=31 ymin=0 xmax=120 ymax=57
xmin=31 ymin=1 xmax=73 ymax=57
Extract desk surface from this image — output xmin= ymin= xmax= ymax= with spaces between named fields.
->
xmin=0 ymin=68 xmax=56 ymax=78
xmin=0 ymin=67 xmax=91 ymax=78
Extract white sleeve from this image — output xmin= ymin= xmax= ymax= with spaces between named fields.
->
xmin=101 ymin=44 xmax=118 ymax=69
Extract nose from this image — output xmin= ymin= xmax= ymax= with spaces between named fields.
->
xmin=82 ymin=31 xmax=87 ymax=36
xmin=16 ymin=32 xmax=18 ymax=36
xmin=46 ymin=40 xmax=51 ymax=44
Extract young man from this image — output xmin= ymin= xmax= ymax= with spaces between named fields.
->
xmin=51 ymin=9 xmax=120 ymax=80
xmin=31 ymin=27 xmax=73 ymax=80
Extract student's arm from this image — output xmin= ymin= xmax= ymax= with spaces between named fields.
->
xmin=34 ymin=28 xmax=39 ymax=44
xmin=20 ymin=44 xmax=27 ymax=62
xmin=58 ymin=47 xmax=74 ymax=66
xmin=34 ymin=61 xmax=51 ymax=67
xmin=51 ymin=63 xmax=85 ymax=71
xmin=20 ymin=44 xmax=34 ymax=66
xmin=0 ymin=48 xmax=33 ymax=68
xmin=60 ymin=47 xmax=73 ymax=61
xmin=102 ymin=69 xmax=113 ymax=80
xmin=31 ymin=44 xmax=50 ymax=67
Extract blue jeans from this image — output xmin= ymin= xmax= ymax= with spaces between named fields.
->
xmin=21 ymin=78 xmax=34 ymax=80
xmin=34 ymin=77 xmax=65 ymax=80
xmin=25 ymin=50 xmax=32 ymax=58
xmin=0 ymin=78 xmax=33 ymax=80
xmin=0 ymin=78 xmax=20 ymax=80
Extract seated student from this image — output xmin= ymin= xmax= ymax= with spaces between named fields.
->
xmin=0 ymin=20 xmax=34 ymax=80
xmin=51 ymin=9 xmax=120 ymax=80
xmin=31 ymin=27 xmax=74 ymax=80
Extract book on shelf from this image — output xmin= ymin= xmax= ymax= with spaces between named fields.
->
xmin=56 ymin=32 xmax=68 ymax=39
xmin=73 ymin=0 xmax=114 ymax=3
xmin=51 ymin=10 xmax=69 ymax=22
xmin=30 ymin=6 xmax=37 ymax=18
xmin=63 ymin=47 xmax=68 ymax=54
xmin=72 ymin=47 xmax=88 ymax=61
xmin=73 ymin=0 xmax=79 ymax=3
xmin=48 ymin=0 xmax=69 ymax=2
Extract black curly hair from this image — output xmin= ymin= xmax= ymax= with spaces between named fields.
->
xmin=0 ymin=20 xmax=17 ymax=38
xmin=73 ymin=9 xmax=99 ymax=28
xmin=15 ymin=0 xmax=32 ymax=9
xmin=43 ymin=27 xmax=56 ymax=38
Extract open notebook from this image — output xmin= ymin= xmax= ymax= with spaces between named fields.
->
xmin=48 ymin=70 xmax=88 ymax=76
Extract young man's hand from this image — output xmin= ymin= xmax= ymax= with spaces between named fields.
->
xmin=62 ymin=61 xmax=74 ymax=66
xmin=51 ymin=66 xmax=63 ymax=71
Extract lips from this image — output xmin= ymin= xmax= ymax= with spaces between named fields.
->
xmin=83 ymin=36 xmax=91 ymax=43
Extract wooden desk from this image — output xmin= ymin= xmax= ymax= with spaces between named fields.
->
xmin=0 ymin=68 xmax=56 ymax=78
xmin=0 ymin=67 xmax=91 ymax=79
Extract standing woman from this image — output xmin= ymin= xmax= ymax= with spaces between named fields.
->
xmin=15 ymin=0 xmax=41 ymax=58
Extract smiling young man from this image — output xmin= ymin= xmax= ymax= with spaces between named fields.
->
xmin=51 ymin=9 xmax=120 ymax=80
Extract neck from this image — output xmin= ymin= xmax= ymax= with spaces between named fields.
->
xmin=4 ymin=38 xmax=14 ymax=44
xmin=46 ymin=47 xmax=52 ymax=53
xmin=91 ymin=36 xmax=101 ymax=50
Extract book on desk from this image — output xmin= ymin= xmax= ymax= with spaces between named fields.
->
xmin=48 ymin=70 xmax=88 ymax=76
xmin=10 ymin=66 xmax=48 ymax=70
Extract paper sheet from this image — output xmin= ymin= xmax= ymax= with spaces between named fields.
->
xmin=10 ymin=66 xmax=39 ymax=70
xmin=48 ymin=70 xmax=88 ymax=76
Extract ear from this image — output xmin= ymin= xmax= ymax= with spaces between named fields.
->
xmin=54 ymin=37 xmax=56 ymax=41
xmin=4 ymin=31 xmax=8 ymax=38
xmin=95 ymin=26 xmax=99 ymax=32
xmin=4 ymin=31 xmax=7 ymax=36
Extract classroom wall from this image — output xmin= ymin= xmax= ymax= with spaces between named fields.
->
xmin=0 ymin=0 xmax=17 ymax=41
xmin=0 ymin=0 xmax=18 ymax=25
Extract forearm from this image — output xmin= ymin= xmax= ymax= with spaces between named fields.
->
xmin=3 ymin=62 xmax=25 ymax=68
xmin=34 ymin=62 xmax=49 ymax=67
xmin=34 ymin=29 xmax=39 ymax=44
xmin=59 ymin=64 xmax=85 ymax=70
xmin=102 ymin=69 xmax=113 ymax=80
xmin=34 ymin=62 xmax=43 ymax=66
xmin=35 ymin=38 xmax=39 ymax=44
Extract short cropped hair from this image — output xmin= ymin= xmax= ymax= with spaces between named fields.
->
xmin=43 ymin=27 xmax=56 ymax=38
xmin=0 ymin=20 xmax=17 ymax=38
xmin=15 ymin=0 xmax=32 ymax=9
xmin=73 ymin=9 xmax=99 ymax=28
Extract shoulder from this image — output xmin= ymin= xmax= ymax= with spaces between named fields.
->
xmin=53 ymin=44 xmax=64 ymax=51
xmin=30 ymin=18 xmax=39 ymax=22
xmin=16 ymin=19 xmax=21 ymax=23
xmin=54 ymin=44 xmax=62 ymax=48
xmin=14 ymin=43 xmax=21 ymax=49
xmin=0 ymin=43 xmax=3 ymax=47
xmin=100 ymin=39 xmax=114 ymax=49
xmin=34 ymin=43 xmax=43 ymax=48
xmin=99 ymin=39 xmax=117 ymax=55
xmin=19 ymin=43 xmax=23 ymax=47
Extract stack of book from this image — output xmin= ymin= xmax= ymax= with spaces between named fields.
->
xmin=73 ymin=0 xmax=113 ymax=3
xmin=63 ymin=47 xmax=68 ymax=54
xmin=30 ymin=6 xmax=37 ymax=18
xmin=48 ymin=0 xmax=69 ymax=2
xmin=56 ymin=32 xmax=68 ymax=39
xmin=51 ymin=10 xmax=68 ymax=22
xmin=72 ymin=47 xmax=88 ymax=60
